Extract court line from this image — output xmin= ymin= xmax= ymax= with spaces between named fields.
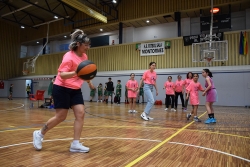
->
xmin=169 ymin=142 xmax=250 ymax=163
xmin=0 ymin=137 xmax=161 ymax=149
xmin=1 ymin=125 xmax=249 ymax=140
xmin=125 ymin=111 xmax=207 ymax=167
xmin=0 ymin=102 xmax=24 ymax=111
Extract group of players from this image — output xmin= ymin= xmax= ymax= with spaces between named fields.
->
xmin=33 ymin=29 xmax=217 ymax=153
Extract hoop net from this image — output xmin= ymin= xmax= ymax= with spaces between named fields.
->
xmin=205 ymin=57 xmax=214 ymax=67
xmin=22 ymin=70 xmax=29 ymax=75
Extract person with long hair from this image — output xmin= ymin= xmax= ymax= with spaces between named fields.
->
xmin=183 ymin=72 xmax=193 ymax=111
xmin=126 ymin=73 xmax=138 ymax=113
xmin=139 ymin=62 xmax=158 ymax=121
xmin=186 ymin=74 xmax=204 ymax=122
xmin=33 ymin=29 xmax=94 ymax=153
xmin=202 ymin=69 xmax=218 ymax=124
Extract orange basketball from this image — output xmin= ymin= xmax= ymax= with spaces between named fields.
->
xmin=76 ymin=60 xmax=97 ymax=80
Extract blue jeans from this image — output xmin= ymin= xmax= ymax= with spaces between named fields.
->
xmin=143 ymin=84 xmax=155 ymax=115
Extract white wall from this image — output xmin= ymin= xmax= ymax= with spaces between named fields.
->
xmin=0 ymin=80 xmax=9 ymax=97
xmin=134 ymin=22 xmax=178 ymax=42
xmin=246 ymin=8 xmax=250 ymax=29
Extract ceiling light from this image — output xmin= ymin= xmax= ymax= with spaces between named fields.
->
xmin=64 ymin=36 xmax=67 ymax=38
xmin=62 ymin=0 xmax=107 ymax=23
xmin=36 ymin=42 xmax=39 ymax=44
xmin=100 ymin=29 xmax=103 ymax=31
xmin=112 ymin=0 xmax=117 ymax=3
xmin=54 ymin=16 xmax=58 ymax=19
xmin=146 ymin=20 xmax=150 ymax=23
xmin=21 ymin=26 xmax=25 ymax=29
xmin=210 ymin=8 xmax=220 ymax=14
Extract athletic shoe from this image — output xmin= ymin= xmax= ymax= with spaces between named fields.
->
xmin=193 ymin=117 xmax=201 ymax=122
xmin=186 ymin=113 xmax=191 ymax=120
xmin=205 ymin=118 xmax=213 ymax=124
xmin=183 ymin=108 xmax=187 ymax=112
xmin=100 ymin=100 xmax=102 ymax=102
xmin=211 ymin=118 xmax=217 ymax=123
xmin=147 ymin=116 xmax=154 ymax=120
xmin=70 ymin=142 xmax=89 ymax=153
xmin=133 ymin=110 xmax=137 ymax=113
xmin=33 ymin=130 xmax=43 ymax=150
xmin=128 ymin=110 xmax=133 ymax=113
xmin=171 ymin=108 xmax=176 ymax=112
xmin=164 ymin=108 xmax=168 ymax=111
xmin=140 ymin=112 xmax=149 ymax=121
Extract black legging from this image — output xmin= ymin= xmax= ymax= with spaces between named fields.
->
xmin=175 ymin=92 xmax=185 ymax=108
xmin=117 ymin=96 xmax=120 ymax=104
xmin=184 ymin=93 xmax=189 ymax=108
xmin=166 ymin=94 xmax=174 ymax=108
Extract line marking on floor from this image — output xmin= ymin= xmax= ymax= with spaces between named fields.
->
xmin=169 ymin=142 xmax=250 ymax=163
xmin=125 ymin=111 xmax=207 ymax=167
xmin=0 ymin=137 xmax=161 ymax=149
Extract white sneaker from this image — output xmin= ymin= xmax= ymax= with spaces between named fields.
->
xmin=171 ymin=108 xmax=176 ymax=112
xmin=70 ymin=142 xmax=90 ymax=153
xmin=33 ymin=130 xmax=43 ymax=150
xmin=133 ymin=110 xmax=137 ymax=113
xmin=147 ymin=116 xmax=154 ymax=120
xmin=164 ymin=108 xmax=168 ymax=111
xmin=140 ymin=112 xmax=149 ymax=121
xmin=100 ymin=100 xmax=102 ymax=102
xmin=128 ymin=110 xmax=133 ymax=113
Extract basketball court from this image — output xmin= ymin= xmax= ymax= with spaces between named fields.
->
xmin=0 ymin=98 xmax=249 ymax=166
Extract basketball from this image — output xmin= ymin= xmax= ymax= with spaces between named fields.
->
xmin=76 ymin=60 xmax=97 ymax=80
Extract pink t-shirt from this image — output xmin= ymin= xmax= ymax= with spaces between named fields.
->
xmin=186 ymin=81 xmax=203 ymax=105
xmin=126 ymin=80 xmax=138 ymax=98
xmin=184 ymin=78 xmax=193 ymax=89
xmin=54 ymin=51 xmax=88 ymax=89
xmin=164 ymin=81 xmax=175 ymax=95
xmin=142 ymin=70 xmax=157 ymax=85
xmin=175 ymin=80 xmax=184 ymax=92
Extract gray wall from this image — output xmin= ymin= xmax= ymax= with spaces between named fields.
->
xmin=4 ymin=65 xmax=250 ymax=107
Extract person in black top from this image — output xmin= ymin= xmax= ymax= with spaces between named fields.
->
xmin=8 ymin=84 xmax=13 ymax=100
xmin=106 ymin=78 xmax=114 ymax=104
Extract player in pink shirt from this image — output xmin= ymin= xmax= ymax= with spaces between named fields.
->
xmin=202 ymin=69 xmax=218 ymax=124
xmin=139 ymin=62 xmax=158 ymax=121
xmin=174 ymin=75 xmax=185 ymax=110
xmin=33 ymin=29 xmax=94 ymax=153
xmin=126 ymin=73 xmax=139 ymax=113
xmin=186 ymin=73 xmax=204 ymax=122
xmin=183 ymin=72 xmax=193 ymax=111
xmin=164 ymin=76 xmax=176 ymax=111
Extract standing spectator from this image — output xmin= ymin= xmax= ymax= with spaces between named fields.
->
xmin=26 ymin=84 xmax=31 ymax=98
xmin=8 ymin=84 xmax=13 ymax=100
xmin=116 ymin=80 xmax=122 ymax=105
xmin=106 ymin=78 xmax=114 ymax=104
xmin=97 ymin=83 xmax=103 ymax=102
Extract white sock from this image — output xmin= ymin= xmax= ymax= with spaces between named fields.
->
xmin=38 ymin=130 xmax=44 ymax=137
xmin=73 ymin=140 xmax=79 ymax=145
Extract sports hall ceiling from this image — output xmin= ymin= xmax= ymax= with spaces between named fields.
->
xmin=0 ymin=0 xmax=250 ymax=46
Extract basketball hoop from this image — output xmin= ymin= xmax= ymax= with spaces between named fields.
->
xmin=22 ymin=70 xmax=29 ymax=75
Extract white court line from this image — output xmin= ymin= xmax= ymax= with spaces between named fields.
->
xmin=0 ymin=101 xmax=24 ymax=111
xmin=169 ymin=142 xmax=250 ymax=163
xmin=0 ymin=137 xmax=161 ymax=149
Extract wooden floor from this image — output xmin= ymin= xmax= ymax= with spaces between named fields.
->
xmin=0 ymin=98 xmax=250 ymax=167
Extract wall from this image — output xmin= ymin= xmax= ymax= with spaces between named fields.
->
xmin=7 ymin=66 xmax=250 ymax=107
